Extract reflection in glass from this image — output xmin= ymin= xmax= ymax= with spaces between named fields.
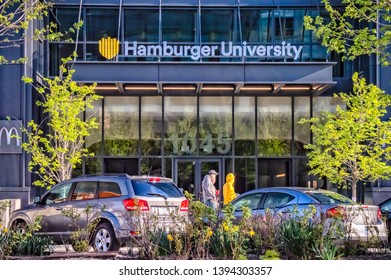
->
xmin=257 ymin=97 xmax=292 ymax=156
xmin=177 ymin=161 xmax=196 ymax=196
xmin=124 ymin=9 xmax=159 ymax=42
xmin=86 ymin=9 xmax=119 ymax=41
xmin=54 ymin=9 xmax=81 ymax=41
xmin=235 ymin=158 xmax=256 ymax=194
xmin=240 ymin=9 xmax=272 ymax=43
xmin=141 ymin=158 xmax=162 ymax=176
xmin=295 ymin=159 xmax=310 ymax=188
xmin=294 ymin=97 xmax=310 ymax=155
xmin=85 ymin=158 xmax=102 ymax=174
xmin=234 ymin=97 xmax=255 ymax=155
xmin=258 ymin=159 xmax=290 ymax=187
xmin=141 ymin=97 xmax=162 ymax=155
xmin=274 ymin=10 xmax=311 ymax=43
xmin=201 ymin=10 xmax=235 ymax=42
xmin=199 ymin=96 xmax=233 ymax=156
xmin=313 ymin=97 xmax=345 ymax=116
xmin=85 ymin=99 xmax=102 ymax=155
xmin=162 ymin=9 xmax=196 ymax=42
xmin=104 ymin=97 xmax=139 ymax=156
xmin=164 ymin=97 xmax=197 ymax=156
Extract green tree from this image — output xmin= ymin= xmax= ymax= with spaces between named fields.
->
xmin=20 ymin=57 xmax=102 ymax=189
xmin=0 ymin=0 xmax=82 ymax=64
xmin=300 ymin=72 xmax=391 ymax=201
xmin=304 ymin=0 xmax=391 ymax=66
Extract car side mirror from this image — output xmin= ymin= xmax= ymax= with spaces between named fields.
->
xmin=33 ymin=196 xmax=41 ymax=204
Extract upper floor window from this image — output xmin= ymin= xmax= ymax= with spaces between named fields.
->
xmin=86 ymin=9 xmax=119 ymax=41
xmin=124 ymin=9 xmax=159 ymax=42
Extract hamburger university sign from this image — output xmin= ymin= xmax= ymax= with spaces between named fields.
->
xmin=123 ymin=41 xmax=303 ymax=61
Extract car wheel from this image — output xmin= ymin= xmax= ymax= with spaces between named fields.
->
xmin=93 ymin=222 xmax=119 ymax=252
xmin=13 ymin=221 xmax=27 ymax=233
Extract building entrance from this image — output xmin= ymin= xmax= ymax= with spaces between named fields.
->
xmin=173 ymin=158 xmax=223 ymax=201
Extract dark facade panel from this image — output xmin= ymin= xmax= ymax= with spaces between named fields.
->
xmin=159 ymin=63 xmax=244 ymax=83
xmin=245 ymin=63 xmax=335 ymax=83
xmin=72 ymin=62 xmax=159 ymax=83
xmin=0 ymin=155 xmax=21 ymax=187
xmin=71 ymin=61 xmax=335 ymax=85
xmin=0 ymin=65 xmax=22 ymax=119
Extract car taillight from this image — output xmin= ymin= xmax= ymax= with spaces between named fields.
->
xmin=378 ymin=208 xmax=382 ymax=220
xmin=123 ymin=198 xmax=149 ymax=211
xmin=180 ymin=200 xmax=189 ymax=212
xmin=148 ymin=177 xmax=161 ymax=182
xmin=326 ymin=206 xmax=344 ymax=218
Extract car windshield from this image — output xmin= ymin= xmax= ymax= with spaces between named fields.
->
xmin=132 ymin=181 xmax=183 ymax=198
xmin=306 ymin=191 xmax=355 ymax=205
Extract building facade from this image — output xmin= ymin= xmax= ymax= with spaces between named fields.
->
xmin=1 ymin=0 xmax=389 ymax=206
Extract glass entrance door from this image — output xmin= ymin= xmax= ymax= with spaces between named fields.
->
xmin=174 ymin=159 xmax=222 ymax=201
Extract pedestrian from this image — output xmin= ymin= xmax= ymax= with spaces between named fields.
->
xmin=201 ymin=169 xmax=219 ymax=210
xmin=223 ymin=172 xmax=236 ymax=205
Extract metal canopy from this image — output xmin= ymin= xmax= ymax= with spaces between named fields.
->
xmin=71 ymin=61 xmax=336 ymax=95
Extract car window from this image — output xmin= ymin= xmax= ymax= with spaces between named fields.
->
xmin=98 ymin=182 xmax=122 ymax=199
xmin=232 ymin=193 xmax=264 ymax=211
xmin=306 ymin=191 xmax=354 ymax=205
xmin=71 ymin=181 xmax=98 ymax=201
xmin=43 ymin=183 xmax=72 ymax=205
xmin=381 ymin=200 xmax=391 ymax=212
xmin=132 ymin=181 xmax=183 ymax=198
xmin=264 ymin=192 xmax=294 ymax=209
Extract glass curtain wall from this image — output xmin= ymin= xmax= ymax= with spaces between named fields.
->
xmin=199 ymin=96 xmax=233 ymax=156
xmin=49 ymin=6 xmax=333 ymax=72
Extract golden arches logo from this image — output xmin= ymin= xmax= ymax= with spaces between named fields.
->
xmin=99 ymin=37 xmax=119 ymax=59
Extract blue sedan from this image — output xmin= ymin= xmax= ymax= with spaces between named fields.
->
xmin=229 ymin=187 xmax=388 ymax=242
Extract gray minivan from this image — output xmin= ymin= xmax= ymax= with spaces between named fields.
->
xmin=9 ymin=174 xmax=189 ymax=252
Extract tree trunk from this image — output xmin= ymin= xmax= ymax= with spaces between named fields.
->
xmin=351 ymin=181 xmax=357 ymax=202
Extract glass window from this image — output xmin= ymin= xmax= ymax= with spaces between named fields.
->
xmin=294 ymin=97 xmax=310 ymax=155
xmin=141 ymin=96 xmax=162 ymax=156
xmin=124 ymin=9 xmax=159 ymax=42
xmin=295 ymin=159 xmax=311 ymax=188
xmin=104 ymin=97 xmax=139 ymax=156
xmin=306 ymin=191 xmax=354 ymax=205
xmin=258 ymin=159 xmax=290 ymax=187
xmin=131 ymin=181 xmax=183 ymax=198
xmin=257 ymin=97 xmax=292 ymax=156
xmin=98 ymin=182 xmax=122 ymax=198
xmin=264 ymin=192 xmax=295 ymax=209
xmin=71 ymin=181 xmax=98 ymax=201
xmin=85 ymin=157 xmax=102 ymax=174
xmin=232 ymin=193 xmax=264 ymax=211
xmin=240 ymin=9 xmax=272 ymax=43
xmin=313 ymin=96 xmax=345 ymax=116
xmin=85 ymin=99 xmax=102 ymax=155
xmin=141 ymin=158 xmax=162 ymax=176
xmin=164 ymin=97 xmax=197 ymax=156
xmin=54 ymin=8 xmax=82 ymax=41
xmin=201 ymin=9 xmax=235 ymax=42
xmin=43 ymin=183 xmax=72 ymax=204
xmin=234 ymin=158 xmax=256 ymax=194
xmin=274 ymin=10 xmax=311 ymax=43
xmin=86 ymin=9 xmax=119 ymax=41
xmin=162 ymin=9 xmax=197 ymax=42
xmin=234 ymin=97 xmax=255 ymax=155
xmin=199 ymin=96 xmax=233 ymax=156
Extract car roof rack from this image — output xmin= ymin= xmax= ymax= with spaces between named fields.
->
xmin=77 ymin=173 xmax=131 ymax=178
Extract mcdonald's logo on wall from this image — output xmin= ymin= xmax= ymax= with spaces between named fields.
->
xmin=0 ymin=120 xmax=22 ymax=154
xmin=98 ymin=37 xmax=119 ymax=59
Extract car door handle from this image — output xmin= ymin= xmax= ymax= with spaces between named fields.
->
xmin=55 ymin=207 xmax=63 ymax=210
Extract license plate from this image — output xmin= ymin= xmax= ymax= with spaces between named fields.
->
xmin=152 ymin=206 xmax=176 ymax=215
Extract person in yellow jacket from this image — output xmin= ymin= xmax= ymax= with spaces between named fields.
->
xmin=223 ymin=173 xmax=237 ymax=205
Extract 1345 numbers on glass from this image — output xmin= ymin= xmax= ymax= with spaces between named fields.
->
xmin=212 ymin=266 xmax=272 ymax=276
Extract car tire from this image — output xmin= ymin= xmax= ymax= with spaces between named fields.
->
xmin=92 ymin=222 xmax=119 ymax=252
xmin=13 ymin=220 xmax=27 ymax=233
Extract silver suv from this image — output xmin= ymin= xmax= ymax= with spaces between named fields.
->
xmin=8 ymin=174 xmax=189 ymax=252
